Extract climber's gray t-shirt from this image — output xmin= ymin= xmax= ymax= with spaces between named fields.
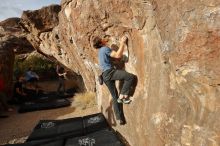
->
xmin=99 ymin=46 xmax=112 ymax=72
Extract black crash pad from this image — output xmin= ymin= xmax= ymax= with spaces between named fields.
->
xmin=4 ymin=139 xmax=64 ymax=146
xmin=27 ymin=117 xmax=83 ymax=141
xmin=18 ymin=98 xmax=71 ymax=113
xmin=65 ymin=129 xmax=124 ymax=146
xmin=83 ymin=113 xmax=109 ymax=134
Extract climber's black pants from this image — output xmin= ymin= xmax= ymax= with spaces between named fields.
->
xmin=103 ymin=68 xmax=134 ymax=120
xmin=104 ymin=80 xmax=123 ymax=120
xmin=103 ymin=68 xmax=135 ymax=95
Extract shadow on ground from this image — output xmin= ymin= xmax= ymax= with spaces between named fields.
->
xmin=0 ymin=80 xmax=98 ymax=145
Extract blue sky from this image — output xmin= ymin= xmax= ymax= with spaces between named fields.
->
xmin=0 ymin=0 xmax=61 ymax=21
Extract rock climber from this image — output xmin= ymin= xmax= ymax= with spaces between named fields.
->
xmin=93 ymin=35 xmax=135 ymax=124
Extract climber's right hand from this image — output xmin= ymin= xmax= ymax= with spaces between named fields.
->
xmin=120 ymin=36 xmax=128 ymax=44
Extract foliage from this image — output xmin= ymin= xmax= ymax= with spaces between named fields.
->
xmin=14 ymin=54 xmax=55 ymax=77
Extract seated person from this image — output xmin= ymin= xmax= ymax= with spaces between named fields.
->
xmin=13 ymin=76 xmax=27 ymax=104
xmin=25 ymin=67 xmax=39 ymax=93
xmin=25 ymin=67 xmax=39 ymax=82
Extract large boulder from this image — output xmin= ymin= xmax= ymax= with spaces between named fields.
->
xmin=0 ymin=37 xmax=15 ymax=97
xmin=20 ymin=5 xmax=61 ymax=53
xmin=20 ymin=0 xmax=220 ymax=145
xmin=0 ymin=18 xmax=34 ymax=54
xmin=0 ymin=18 xmax=35 ymax=97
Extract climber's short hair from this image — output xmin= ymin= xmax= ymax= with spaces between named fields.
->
xmin=92 ymin=36 xmax=103 ymax=49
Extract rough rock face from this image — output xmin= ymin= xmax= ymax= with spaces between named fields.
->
xmin=0 ymin=37 xmax=14 ymax=97
xmin=20 ymin=0 xmax=220 ymax=145
xmin=20 ymin=5 xmax=61 ymax=55
xmin=0 ymin=18 xmax=34 ymax=97
xmin=0 ymin=18 xmax=34 ymax=54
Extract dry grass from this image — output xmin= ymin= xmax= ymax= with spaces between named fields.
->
xmin=74 ymin=92 xmax=97 ymax=110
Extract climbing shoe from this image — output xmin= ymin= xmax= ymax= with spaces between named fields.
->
xmin=119 ymin=119 xmax=126 ymax=125
xmin=122 ymin=98 xmax=132 ymax=104
xmin=117 ymin=98 xmax=123 ymax=103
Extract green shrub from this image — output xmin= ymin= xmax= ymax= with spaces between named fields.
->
xmin=14 ymin=55 xmax=56 ymax=78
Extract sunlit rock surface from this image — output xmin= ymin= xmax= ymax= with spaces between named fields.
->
xmin=16 ymin=0 xmax=220 ymax=145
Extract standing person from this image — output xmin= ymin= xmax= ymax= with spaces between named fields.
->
xmin=93 ymin=36 xmax=135 ymax=125
xmin=56 ymin=64 xmax=67 ymax=95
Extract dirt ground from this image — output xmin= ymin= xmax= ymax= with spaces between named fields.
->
xmin=0 ymin=80 xmax=98 ymax=145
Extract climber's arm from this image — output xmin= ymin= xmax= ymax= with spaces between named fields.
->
xmin=110 ymin=36 xmax=127 ymax=59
